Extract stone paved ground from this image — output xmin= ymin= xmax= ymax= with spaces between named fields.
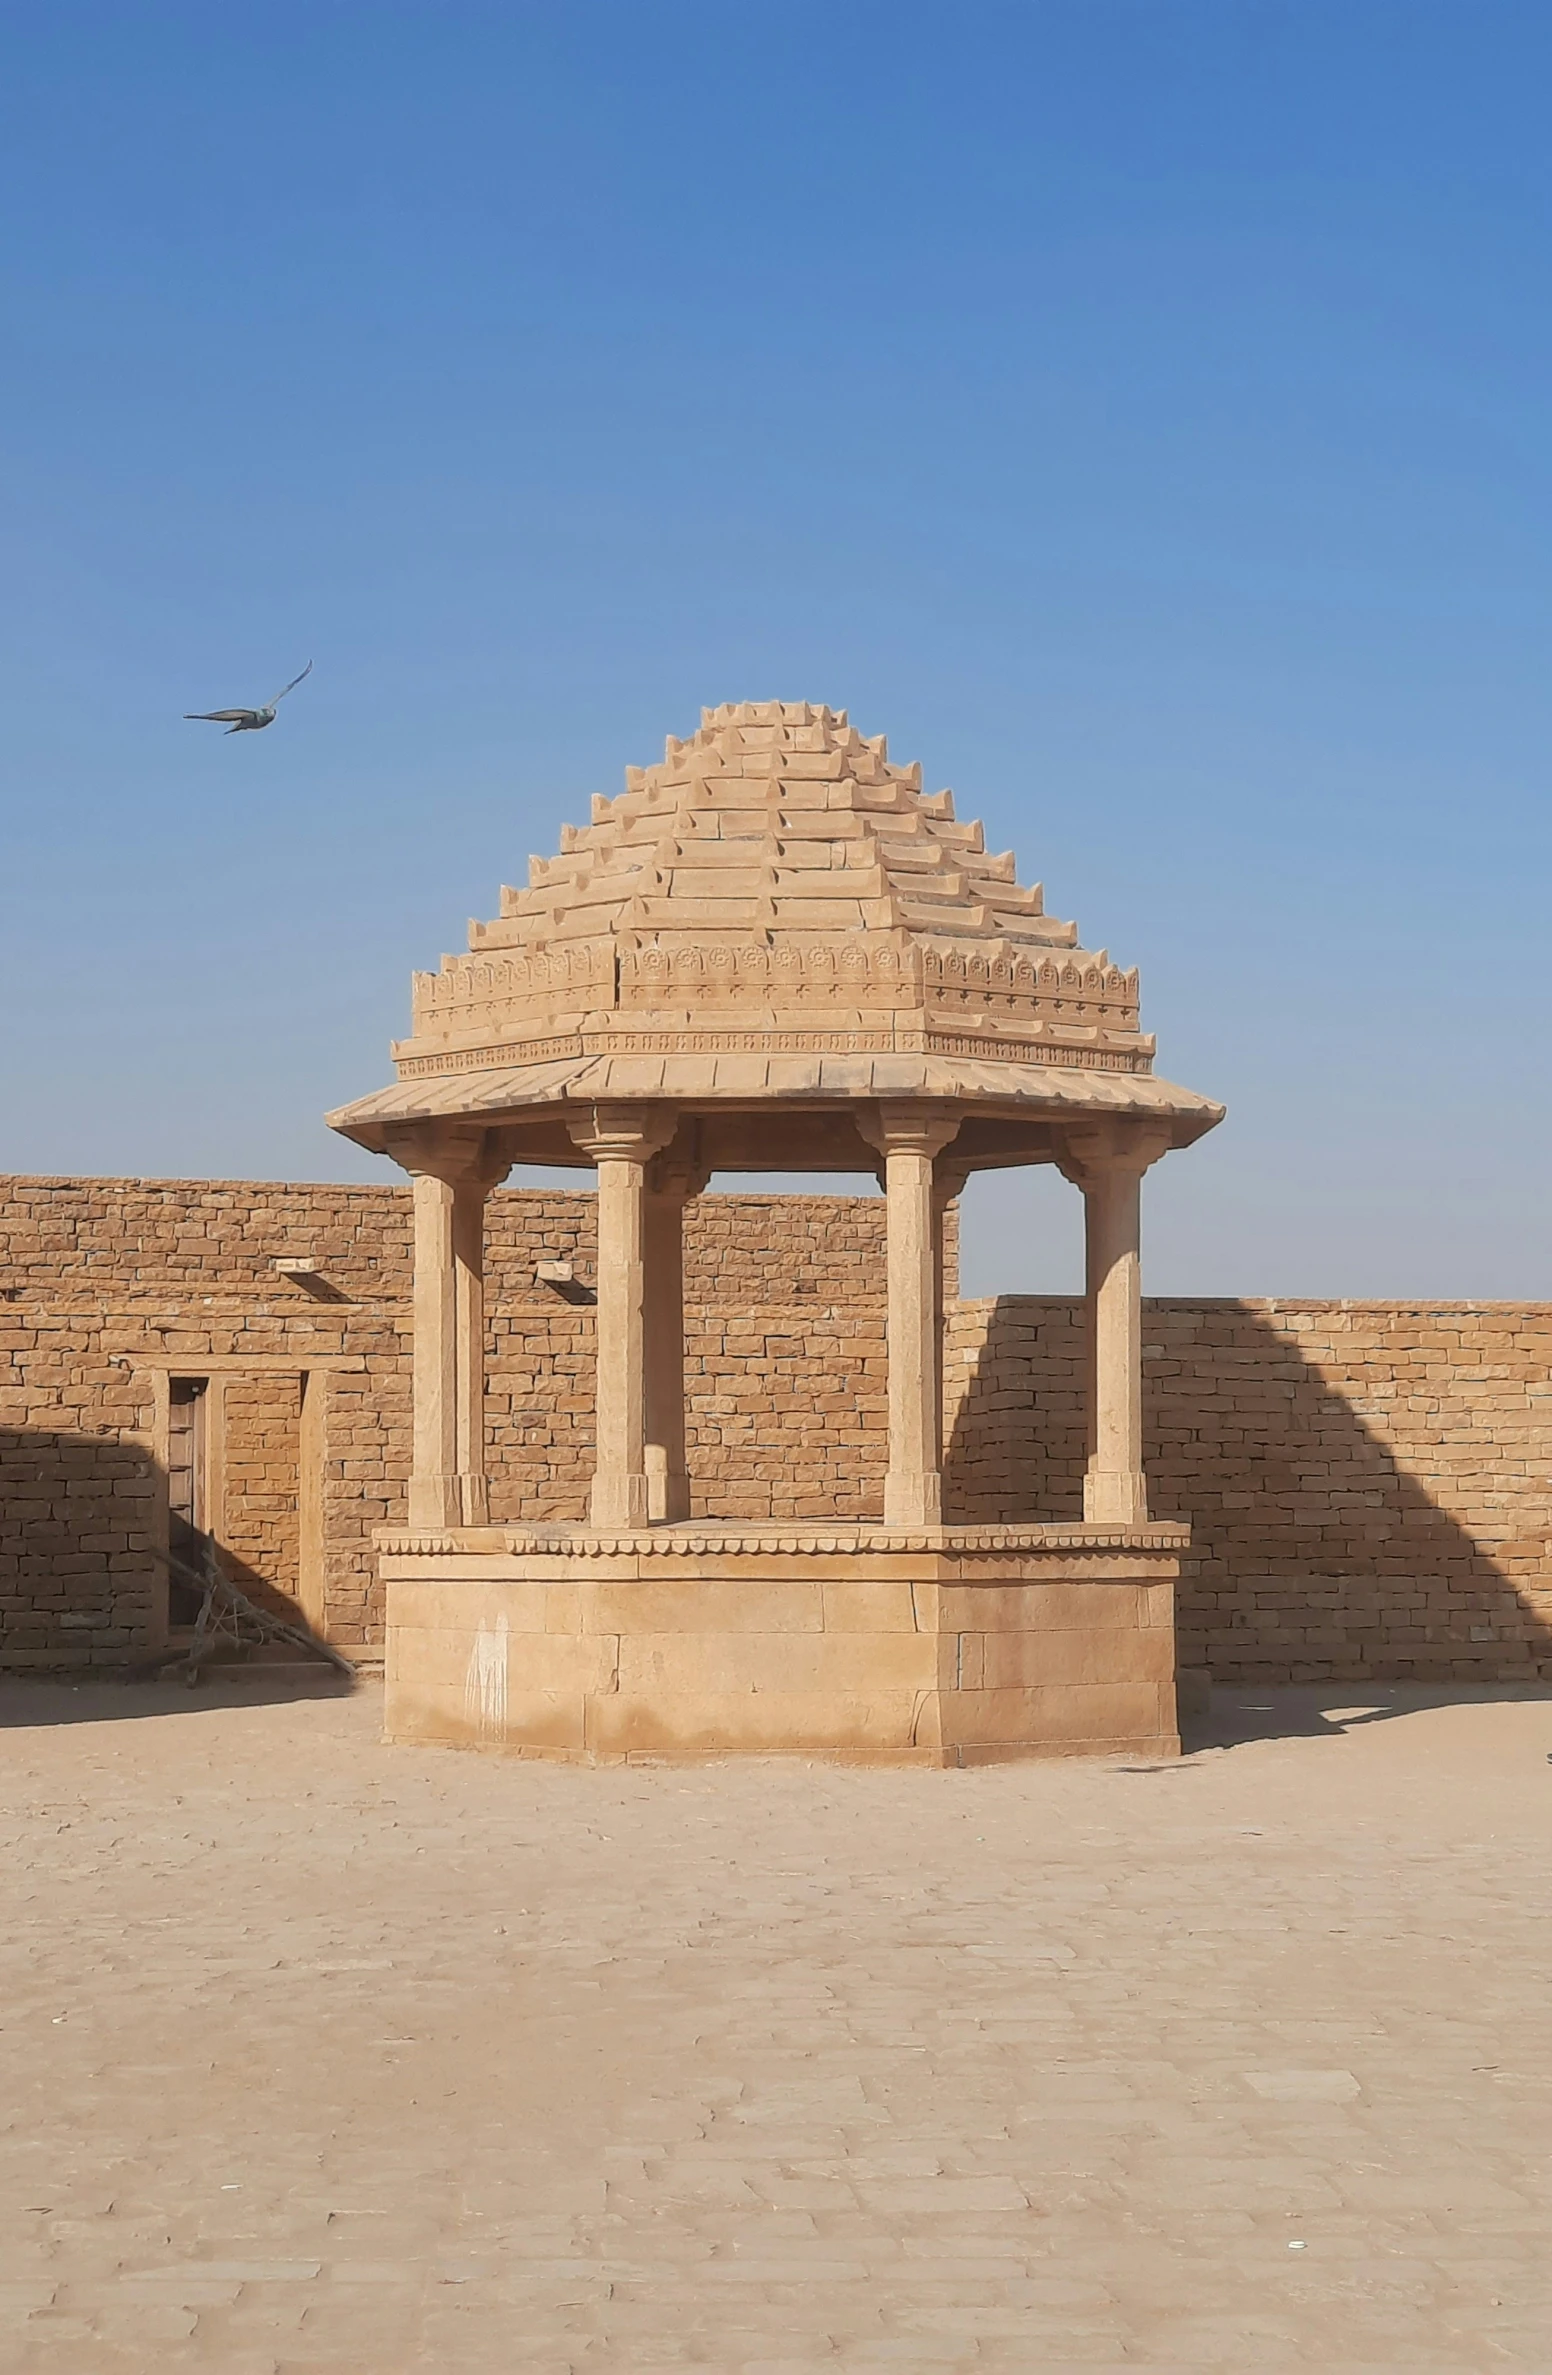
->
xmin=2 ymin=1677 xmax=1551 ymax=2372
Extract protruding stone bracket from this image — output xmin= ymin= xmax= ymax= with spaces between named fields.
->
xmin=645 ymin=1116 xmax=714 ymax=1206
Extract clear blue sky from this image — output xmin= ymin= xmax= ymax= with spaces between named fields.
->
xmin=3 ymin=2 xmax=1548 ymax=1297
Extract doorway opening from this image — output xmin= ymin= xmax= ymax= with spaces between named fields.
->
xmin=166 ymin=1377 xmax=209 ymax=1625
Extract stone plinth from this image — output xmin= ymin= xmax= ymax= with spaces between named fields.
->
xmin=380 ymin=1522 xmax=1186 ymax=1764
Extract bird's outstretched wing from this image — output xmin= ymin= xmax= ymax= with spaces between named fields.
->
xmin=185 ymin=709 xmax=256 ymax=722
xmin=270 ymin=659 xmax=314 ymax=705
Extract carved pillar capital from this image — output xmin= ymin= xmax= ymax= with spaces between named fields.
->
xmin=1053 ymin=1118 xmax=1172 ymax=1190
xmin=383 ymin=1122 xmax=511 ymax=1190
xmin=856 ymin=1102 xmax=963 ymax=1163
xmin=567 ymin=1103 xmax=678 ymax=1165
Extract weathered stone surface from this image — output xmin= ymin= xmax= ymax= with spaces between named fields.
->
xmin=379 ymin=1534 xmax=1185 ymax=1765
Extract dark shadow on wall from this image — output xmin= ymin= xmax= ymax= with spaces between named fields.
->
xmin=943 ymin=1297 xmax=1552 ymax=1685
xmin=0 ymin=1427 xmax=163 ymax=1673
xmin=0 ymin=1427 xmax=348 ymax=1694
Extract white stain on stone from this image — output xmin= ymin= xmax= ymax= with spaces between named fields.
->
xmin=464 ymin=1613 xmax=509 ymax=1736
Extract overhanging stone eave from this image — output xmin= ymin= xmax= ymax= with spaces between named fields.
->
xmin=327 ymin=1054 xmax=1224 ymax=1160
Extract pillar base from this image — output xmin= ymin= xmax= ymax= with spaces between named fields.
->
xmin=646 ymin=1465 xmax=691 ymax=1523
xmin=590 ymin=1472 xmax=652 ymax=1528
xmin=1084 ymin=1468 xmax=1149 ymax=1526
xmin=408 ymin=1473 xmax=462 ymax=1528
xmin=884 ymin=1472 xmax=943 ymax=1527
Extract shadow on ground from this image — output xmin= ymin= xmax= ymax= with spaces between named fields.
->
xmin=1179 ymin=1681 xmax=1552 ymax=1757
xmin=0 ymin=1668 xmax=362 ymax=1729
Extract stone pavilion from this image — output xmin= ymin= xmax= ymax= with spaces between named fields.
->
xmin=330 ymin=702 xmax=1223 ymax=1760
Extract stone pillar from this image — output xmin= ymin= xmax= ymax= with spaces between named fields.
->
xmin=569 ymin=1106 xmax=676 ymax=1529
xmin=861 ymin=1106 xmax=962 ymax=1529
xmin=932 ymin=1161 xmax=970 ymax=1515
xmin=643 ymin=1144 xmax=711 ymax=1523
xmin=389 ymin=1129 xmax=509 ymax=1531
xmin=409 ymin=1168 xmax=458 ymax=1528
xmin=1057 ymin=1125 xmax=1171 ymax=1528
xmin=452 ymin=1169 xmax=497 ymax=1525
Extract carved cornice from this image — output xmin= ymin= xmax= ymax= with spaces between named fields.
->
xmin=403 ymin=939 xmax=1145 ymax=1053
xmin=377 ymin=1521 xmax=1191 ymax=1558
xmin=392 ymin=1021 xmax=1156 ymax=1084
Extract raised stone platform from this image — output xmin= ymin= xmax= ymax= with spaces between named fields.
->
xmin=379 ymin=1522 xmax=1187 ymax=1764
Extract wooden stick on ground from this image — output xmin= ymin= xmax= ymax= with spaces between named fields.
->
xmin=147 ymin=1538 xmax=357 ymax=1685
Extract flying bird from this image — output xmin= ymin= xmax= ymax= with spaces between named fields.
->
xmin=185 ymin=660 xmax=313 ymax=733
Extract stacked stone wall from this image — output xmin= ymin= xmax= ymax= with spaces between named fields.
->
xmin=0 ymin=1177 xmax=411 ymax=1664
xmin=684 ymin=1195 xmax=890 ymax=1522
xmin=0 ymin=1177 xmax=895 ymax=1661
xmin=2 ymin=1177 xmax=1547 ymax=1682
xmin=221 ymin=1372 xmax=306 ymax=1610
xmin=944 ymin=1296 xmax=1552 ymax=1683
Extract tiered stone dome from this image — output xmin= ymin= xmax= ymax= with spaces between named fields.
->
xmin=330 ymin=702 xmax=1222 ymax=1158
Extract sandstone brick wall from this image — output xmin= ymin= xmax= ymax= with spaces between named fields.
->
xmin=3 ymin=1176 xmax=1547 ymax=1684
xmin=482 ymin=1190 xmax=893 ymax=1522
xmin=686 ymin=1195 xmax=891 ymax=1523
xmin=0 ymin=1176 xmax=895 ymax=1663
xmin=220 ymin=1372 xmax=305 ymax=1610
xmin=0 ymin=1177 xmax=412 ymax=1665
xmin=945 ymin=1296 xmax=1552 ymax=1684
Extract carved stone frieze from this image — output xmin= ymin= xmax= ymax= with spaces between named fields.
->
xmin=392 ymin=1026 xmax=1155 ymax=1082
xmin=395 ymin=1035 xmax=584 ymax=1078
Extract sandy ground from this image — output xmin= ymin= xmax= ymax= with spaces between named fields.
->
xmin=2 ymin=1674 xmax=1550 ymax=2372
